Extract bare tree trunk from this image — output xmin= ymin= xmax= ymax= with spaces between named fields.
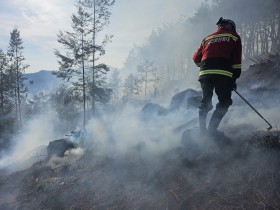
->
xmin=144 ymin=71 xmax=147 ymax=101
xmin=0 ymin=65 xmax=3 ymax=115
xmin=92 ymin=0 xmax=96 ymax=112
xmin=166 ymin=64 xmax=170 ymax=82
xmin=82 ymin=33 xmax=86 ymax=129
xmin=256 ymin=22 xmax=260 ymax=54
xmin=16 ymin=49 xmax=22 ymax=131
xmin=14 ymin=88 xmax=18 ymax=132
xmin=17 ymin=69 xmax=22 ymax=130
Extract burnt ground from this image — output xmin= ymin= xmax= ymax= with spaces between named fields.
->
xmin=1 ymin=54 xmax=280 ymax=209
xmin=238 ymin=53 xmax=280 ymax=107
xmin=0 ymin=129 xmax=280 ymax=210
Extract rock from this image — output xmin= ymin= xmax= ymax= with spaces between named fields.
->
xmin=169 ymin=89 xmax=201 ymax=112
xmin=47 ymin=139 xmax=78 ymax=159
xmin=181 ymin=129 xmax=206 ymax=160
xmin=141 ymin=103 xmax=169 ymax=118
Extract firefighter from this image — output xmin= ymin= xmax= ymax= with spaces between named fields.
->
xmin=192 ymin=17 xmax=242 ymax=135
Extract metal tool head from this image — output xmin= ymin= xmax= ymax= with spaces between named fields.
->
xmin=267 ymin=125 xmax=273 ymax=131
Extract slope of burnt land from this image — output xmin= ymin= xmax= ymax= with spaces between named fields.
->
xmin=238 ymin=53 xmax=280 ymax=106
xmin=0 ymin=130 xmax=280 ymax=209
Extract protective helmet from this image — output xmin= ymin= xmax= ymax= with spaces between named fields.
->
xmin=216 ymin=17 xmax=236 ymax=32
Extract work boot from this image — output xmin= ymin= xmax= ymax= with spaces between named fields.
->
xmin=199 ymin=110 xmax=208 ymax=133
xmin=208 ymin=128 xmax=224 ymax=137
xmin=208 ymin=108 xmax=227 ymax=135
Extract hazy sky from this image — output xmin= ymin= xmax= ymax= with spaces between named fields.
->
xmin=0 ymin=0 xmax=204 ymax=73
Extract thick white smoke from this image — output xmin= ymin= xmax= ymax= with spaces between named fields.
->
xmin=85 ymin=102 xmax=198 ymax=158
xmin=0 ymin=111 xmax=62 ymax=172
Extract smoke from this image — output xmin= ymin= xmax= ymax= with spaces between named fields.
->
xmin=73 ymin=95 xmax=279 ymax=208
xmin=222 ymin=95 xmax=280 ymax=134
xmin=0 ymin=91 xmax=196 ymax=174
xmin=47 ymin=147 xmax=85 ymax=169
xmin=85 ymin=102 xmax=187 ymax=159
xmin=0 ymin=110 xmax=62 ymax=172
xmin=2 ymin=87 xmax=276 ymax=174
xmin=1 ymin=86 xmax=279 ymax=209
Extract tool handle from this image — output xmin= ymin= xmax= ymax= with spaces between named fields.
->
xmin=234 ymin=90 xmax=272 ymax=130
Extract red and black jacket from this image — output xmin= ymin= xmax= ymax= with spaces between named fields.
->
xmin=192 ymin=28 xmax=242 ymax=79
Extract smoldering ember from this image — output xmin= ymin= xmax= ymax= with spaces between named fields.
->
xmin=1 ymin=0 xmax=280 ymax=209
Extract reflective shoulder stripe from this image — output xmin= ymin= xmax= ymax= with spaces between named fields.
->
xmin=199 ymin=70 xmax=233 ymax=77
xmin=232 ymin=64 xmax=241 ymax=69
xmin=204 ymin=33 xmax=238 ymax=43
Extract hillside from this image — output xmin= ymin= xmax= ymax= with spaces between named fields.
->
xmin=0 ymin=132 xmax=279 ymax=209
xmin=24 ymin=70 xmax=61 ymax=96
xmin=1 ymin=57 xmax=280 ymax=209
xmin=237 ymin=54 xmax=280 ymax=105
xmin=239 ymin=54 xmax=280 ymax=90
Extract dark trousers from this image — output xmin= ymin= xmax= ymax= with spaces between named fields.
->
xmin=199 ymin=75 xmax=233 ymax=131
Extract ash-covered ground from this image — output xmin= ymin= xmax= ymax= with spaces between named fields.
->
xmin=1 ymin=130 xmax=280 ymax=209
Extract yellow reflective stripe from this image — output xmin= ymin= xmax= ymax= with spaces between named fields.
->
xmin=232 ymin=64 xmax=241 ymax=69
xmin=204 ymin=33 xmax=238 ymax=42
xmin=199 ymin=70 xmax=233 ymax=77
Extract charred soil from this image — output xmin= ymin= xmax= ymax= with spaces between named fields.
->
xmin=0 ymin=130 xmax=280 ymax=209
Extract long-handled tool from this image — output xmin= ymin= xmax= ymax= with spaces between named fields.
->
xmin=234 ymin=90 xmax=272 ymax=131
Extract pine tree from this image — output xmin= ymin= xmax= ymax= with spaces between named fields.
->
xmin=54 ymin=0 xmax=114 ymax=127
xmin=6 ymin=29 xmax=29 ymax=131
xmin=0 ymin=49 xmax=7 ymax=115
xmin=54 ymin=1 xmax=92 ymax=128
xmin=108 ymin=68 xmax=122 ymax=103
xmin=123 ymin=73 xmax=141 ymax=98
xmin=80 ymin=0 xmax=115 ymax=111
xmin=50 ymin=84 xmax=82 ymax=132
xmin=0 ymin=49 xmax=8 ymax=137
xmin=137 ymin=60 xmax=160 ymax=101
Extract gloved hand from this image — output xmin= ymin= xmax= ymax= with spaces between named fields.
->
xmin=232 ymin=79 xmax=237 ymax=91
